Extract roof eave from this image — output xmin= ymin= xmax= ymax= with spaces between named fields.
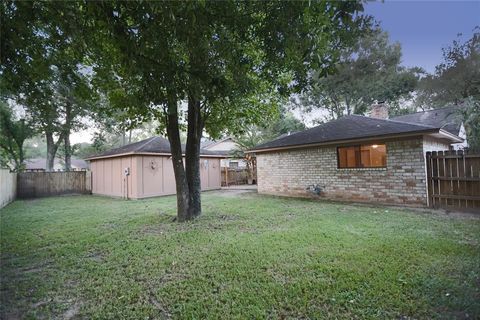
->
xmin=249 ymin=129 xmax=440 ymax=153
xmin=85 ymin=151 xmax=226 ymax=161
xmin=436 ymin=129 xmax=464 ymax=143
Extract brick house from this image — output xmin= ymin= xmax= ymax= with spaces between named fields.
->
xmin=250 ymin=106 xmax=465 ymax=207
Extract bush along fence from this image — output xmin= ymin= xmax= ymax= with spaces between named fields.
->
xmin=426 ymin=150 xmax=480 ymax=211
xmin=0 ymin=169 xmax=17 ymax=208
xmin=16 ymin=171 xmax=92 ymax=199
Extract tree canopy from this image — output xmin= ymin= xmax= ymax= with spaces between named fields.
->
xmin=416 ymin=29 xmax=480 ymax=150
xmin=296 ymin=28 xmax=421 ymax=119
xmin=1 ymin=1 xmax=368 ymax=220
xmin=1 ymin=1 xmax=95 ymax=171
xmin=416 ymin=28 xmax=480 ymax=107
xmin=0 ymin=102 xmax=34 ymax=171
xmin=78 ymin=1 xmax=367 ymax=220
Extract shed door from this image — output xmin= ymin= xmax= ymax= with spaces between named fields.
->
xmin=208 ymin=159 xmax=221 ymax=189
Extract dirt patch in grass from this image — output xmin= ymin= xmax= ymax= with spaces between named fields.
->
xmin=62 ymin=301 xmax=82 ymax=320
xmin=15 ymin=262 xmax=52 ymax=276
xmin=85 ymin=251 xmax=106 ymax=263
xmin=209 ymin=189 xmax=256 ymax=197
xmin=101 ymin=222 xmax=118 ymax=230
xmin=141 ymin=213 xmax=243 ymax=235
xmin=149 ymin=294 xmax=172 ymax=319
xmin=141 ymin=223 xmax=193 ymax=235
xmin=1 ymin=311 xmax=22 ymax=320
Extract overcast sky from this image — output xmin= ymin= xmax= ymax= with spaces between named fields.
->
xmin=364 ymin=0 xmax=480 ymax=73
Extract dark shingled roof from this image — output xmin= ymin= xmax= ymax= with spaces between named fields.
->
xmin=252 ymin=115 xmax=440 ymax=152
xmin=86 ymin=136 xmax=226 ymax=160
xmin=390 ymin=105 xmax=462 ymax=136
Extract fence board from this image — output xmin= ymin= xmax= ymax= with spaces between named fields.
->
xmin=17 ymin=171 xmax=91 ymax=199
xmin=426 ymin=150 xmax=480 ymax=211
xmin=222 ymin=168 xmax=249 ymax=186
xmin=0 ymin=169 xmax=17 ymax=208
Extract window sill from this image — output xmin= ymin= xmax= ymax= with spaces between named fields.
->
xmin=336 ymin=167 xmax=387 ymax=171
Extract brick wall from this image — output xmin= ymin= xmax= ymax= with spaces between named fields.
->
xmin=257 ymin=137 xmax=450 ymax=207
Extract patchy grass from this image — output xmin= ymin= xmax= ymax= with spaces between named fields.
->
xmin=1 ymin=192 xmax=479 ymax=319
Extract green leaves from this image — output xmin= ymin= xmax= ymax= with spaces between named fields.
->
xmin=0 ymin=102 xmax=34 ymax=171
xmin=298 ymin=28 xmax=421 ymax=119
xmin=415 ymin=29 xmax=480 ymax=150
xmin=81 ymin=1 xmax=364 ymax=136
xmin=417 ymin=29 xmax=480 ymax=107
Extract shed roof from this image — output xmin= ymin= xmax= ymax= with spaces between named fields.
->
xmin=85 ymin=136 xmax=227 ymax=160
xmin=251 ymin=114 xmax=461 ymax=153
xmin=390 ymin=105 xmax=462 ymax=135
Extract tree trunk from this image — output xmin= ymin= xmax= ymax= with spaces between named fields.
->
xmin=64 ymin=134 xmax=71 ymax=171
xmin=185 ymin=97 xmax=204 ymax=219
xmin=64 ymin=103 xmax=72 ymax=171
xmin=345 ymin=98 xmax=351 ymax=115
xmin=18 ymin=143 xmax=25 ymax=171
xmin=46 ymin=132 xmax=56 ymax=171
xmin=165 ymin=100 xmax=190 ymax=222
xmin=45 ymin=130 xmax=64 ymax=172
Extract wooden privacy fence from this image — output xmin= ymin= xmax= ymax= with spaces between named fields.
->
xmin=0 ymin=169 xmax=17 ymax=208
xmin=426 ymin=150 xmax=480 ymax=211
xmin=222 ymin=168 xmax=249 ymax=186
xmin=17 ymin=171 xmax=92 ymax=199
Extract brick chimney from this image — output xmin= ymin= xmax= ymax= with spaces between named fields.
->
xmin=369 ymin=102 xmax=388 ymax=119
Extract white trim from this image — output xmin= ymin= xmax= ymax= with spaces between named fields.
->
xmin=437 ymin=129 xmax=464 ymax=143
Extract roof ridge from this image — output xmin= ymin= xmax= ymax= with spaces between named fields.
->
xmin=347 ymin=114 xmax=439 ymax=129
xmin=392 ymin=105 xmax=458 ymax=117
xmin=204 ymin=136 xmax=233 ymax=148
xmin=382 ymin=117 xmax=439 ymax=129
xmin=251 ymin=115 xmax=365 ymax=148
xmin=136 ymin=136 xmax=162 ymax=152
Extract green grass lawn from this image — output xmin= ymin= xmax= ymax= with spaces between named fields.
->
xmin=1 ymin=191 xmax=479 ymax=319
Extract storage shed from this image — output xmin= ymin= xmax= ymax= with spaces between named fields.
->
xmin=85 ymin=136 xmax=224 ymax=199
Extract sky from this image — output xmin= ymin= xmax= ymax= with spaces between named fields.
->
xmin=364 ymin=0 xmax=480 ymax=73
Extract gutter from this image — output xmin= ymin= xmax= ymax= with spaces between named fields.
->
xmin=438 ymin=129 xmax=464 ymax=143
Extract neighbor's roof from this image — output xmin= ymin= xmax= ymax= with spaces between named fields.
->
xmin=251 ymin=114 xmax=461 ymax=153
xmin=85 ymin=136 xmax=227 ymax=160
xmin=390 ymin=105 xmax=462 ymax=135
xmin=201 ymin=136 xmax=234 ymax=150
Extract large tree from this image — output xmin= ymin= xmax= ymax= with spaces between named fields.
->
xmin=297 ymin=28 xmax=421 ymax=119
xmin=1 ymin=1 xmax=93 ymax=171
xmin=0 ymin=102 xmax=34 ymax=171
xmin=2 ymin=1 xmax=367 ymax=220
xmin=85 ymin=1 xmax=367 ymax=221
xmin=417 ymin=28 xmax=480 ymax=107
xmin=262 ymin=106 xmax=306 ymax=141
xmin=416 ymin=29 xmax=480 ymax=150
